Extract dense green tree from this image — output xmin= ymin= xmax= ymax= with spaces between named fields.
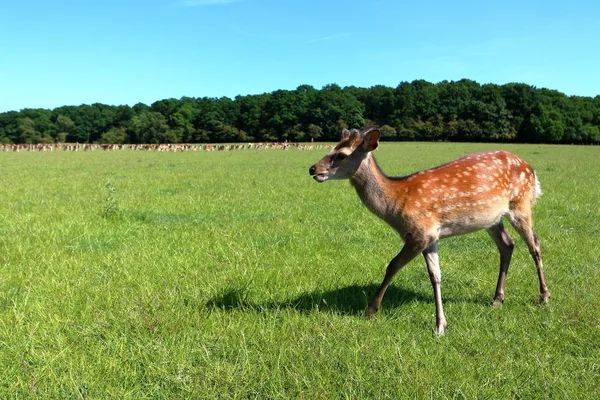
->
xmin=170 ymin=98 xmax=200 ymax=142
xmin=348 ymin=85 xmax=395 ymax=126
xmin=100 ymin=127 xmax=127 ymax=144
xmin=571 ymin=96 xmax=595 ymax=126
xmin=472 ymin=84 xmax=514 ymax=141
xmin=51 ymin=104 xmax=116 ymax=143
xmin=1 ymin=81 xmax=598 ymax=144
xmin=307 ymin=123 xmax=323 ymax=140
xmin=393 ymin=81 xmax=418 ymax=123
xmin=55 ymin=114 xmax=75 ymax=140
xmin=379 ymin=124 xmax=397 ymax=140
xmin=192 ymin=98 xmax=237 ymax=142
xmin=236 ymin=93 xmax=269 ymax=140
xmin=309 ymin=84 xmax=365 ymax=140
xmin=151 ymin=98 xmax=180 ymax=125
xmin=412 ymin=79 xmax=440 ymax=119
xmin=263 ymin=89 xmax=301 ymax=138
xmin=501 ymin=83 xmax=539 ymax=141
xmin=52 ymin=106 xmax=84 ymax=142
xmin=20 ymin=117 xmax=40 ymax=143
xmin=132 ymin=103 xmax=150 ymax=114
xmin=294 ymin=85 xmax=317 ymax=129
xmin=438 ymin=79 xmax=479 ymax=118
xmin=132 ymin=111 xmax=170 ymax=144
xmin=523 ymin=103 xmax=565 ymax=142
xmin=579 ymin=124 xmax=600 ymax=142
xmin=593 ymin=96 xmax=600 ymax=126
xmin=21 ymin=108 xmax=55 ymax=139
xmin=0 ymin=111 xmax=21 ymax=143
xmin=221 ymin=124 xmax=250 ymax=142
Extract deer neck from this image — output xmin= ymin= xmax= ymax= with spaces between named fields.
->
xmin=350 ymin=153 xmax=401 ymax=220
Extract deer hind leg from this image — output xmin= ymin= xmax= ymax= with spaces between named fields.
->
xmin=366 ymin=242 xmax=423 ymax=318
xmin=507 ymin=207 xmax=550 ymax=305
xmin=422 ymin=243 xmax=447 ymax=336
xmin=486 ymin=222 xmax=515 ymax=306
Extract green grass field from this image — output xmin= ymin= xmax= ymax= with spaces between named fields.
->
xmin=1 ymin=143 xmax=598 ymax=398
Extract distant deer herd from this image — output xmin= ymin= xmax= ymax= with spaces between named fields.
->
xmin=1 ymin=142 xmax=330 ymax=152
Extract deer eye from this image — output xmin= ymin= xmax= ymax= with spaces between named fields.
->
xmin=336 ymin=153 xmax=348 ymax=161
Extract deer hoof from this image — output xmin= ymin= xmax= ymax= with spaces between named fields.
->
xmin=539 ymin=291 xmax=550 ymax=305
xmin=435 ymin=324 xmax=446 ymax=337
xmin=492 ymin=297 xmax=504 ymax=307
xmin=365 ymin=306 xmax=377 ymax=318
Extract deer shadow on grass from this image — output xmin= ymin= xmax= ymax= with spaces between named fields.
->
xmin=206 ymin=283 xmax=489 ymax=316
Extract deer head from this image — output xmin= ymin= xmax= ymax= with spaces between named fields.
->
xmin=309 ymin=126 xmax=380 ymax=182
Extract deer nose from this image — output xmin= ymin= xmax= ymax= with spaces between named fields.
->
xmin=309 ymin=165 xmax=316 ymax=175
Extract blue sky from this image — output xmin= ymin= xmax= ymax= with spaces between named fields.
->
xmin=1 ymin=0 xmax=599 ymax=112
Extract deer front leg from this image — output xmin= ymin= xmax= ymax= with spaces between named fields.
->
xmin=366 ymin=243 xmax=422 ymax=318
xmin=423 ymin=243 xmax=447 ymax=336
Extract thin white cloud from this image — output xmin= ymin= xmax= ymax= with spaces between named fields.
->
xmin=305 ymin=33 xmax=351 ymax=44
xmin=177 ymin=0 xmax=241 ymax=6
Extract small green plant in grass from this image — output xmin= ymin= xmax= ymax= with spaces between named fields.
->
xmin=102 ymin=180 xmax=120 ymax=219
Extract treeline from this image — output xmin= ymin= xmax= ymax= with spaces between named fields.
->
xmin=1 ymin=79 xmax=599 ymax=145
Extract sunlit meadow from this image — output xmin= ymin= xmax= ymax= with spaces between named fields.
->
xmin=0 ymin=142 xmax=598 ymax=398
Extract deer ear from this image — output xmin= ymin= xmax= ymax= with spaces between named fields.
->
xmin=360 ymin=129 xmax=380 ymax=152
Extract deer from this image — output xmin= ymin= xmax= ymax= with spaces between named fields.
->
xmin=308 ymin=126 xmax=550 ymax=336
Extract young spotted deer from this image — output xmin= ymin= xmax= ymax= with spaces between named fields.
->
xmin=309 ymin=126 xmax=550 ymax=335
